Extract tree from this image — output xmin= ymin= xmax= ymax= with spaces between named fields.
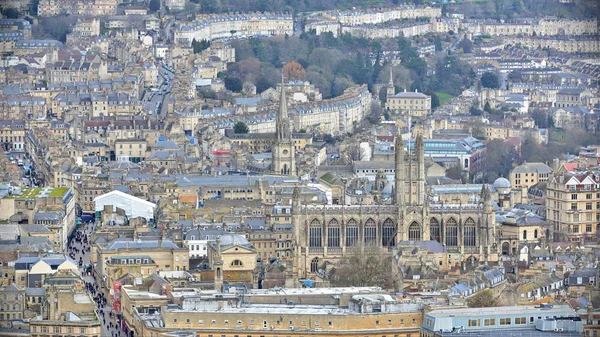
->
xmin=1 ymin=8 xmax=19 ymax=18
xmin=192 ymin=39 xmax=211 ymax=54
xmin=481 ymin=72 xmax=500 ymax=89
xmin=224 ymin=76 xmax=243 ymax=92
xmin=484 ymin=101 xmax=492 ymax=113
xmin=148 ymin=0 xmax=160 ymax=12
xmin=330 ymin=247 xmax=401 ymax=291
xmin=457 ymin=37 xmax=473 ymax=54
xmin=283 ymin=61 xmax=306 ymax=81
xmin=446 ymin=163 xmax=465 ymax=181
xmin=434 ymin=35 xmax=443 ymax=52
xmin=467 ymin=289 xmax=501 ymax=308
xmin=424 ymin=90 xmax=440 ymax=109
xmin=233 ymin=121 xmax=249 ymax=134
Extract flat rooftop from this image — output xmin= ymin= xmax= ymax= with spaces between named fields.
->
xmin=426 ymin=305 xmax=574 ymax=318
xmin=247 ymin=286 xmax=384 ymax=296
xmin=167 ymin=303 xmax=356 ymax=315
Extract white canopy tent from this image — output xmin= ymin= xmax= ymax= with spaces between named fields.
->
xmin=93 ymin=190 xmax=156 ymax=222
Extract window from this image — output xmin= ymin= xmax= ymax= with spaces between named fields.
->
xmin=586 ymin=193 xmax=592 ymax=199
xmin=186 ymin=319 xmax=190 ymax=323
xmin=327 ymin=219 xmax=340 ymax=247
xmin=464 ymin=218 xmax=476 ymax=246
xmin=468 ymin=319 xmax=480 ymax=327
xmin=231 ymin=260 xmax=243 ymax=267
xmin=571 ymin=194 xmax=577 ymax=200
xmin=80 ymin=328 xmax=86 ymax=334
xmin=500 ymin=318 xmax=511 ymax=325
xmin=484 ymin=318 xmax=496 ymax=326
xmin=586 ymin=224 xmax=592 ymax=233
xmin=382 ymin=219 xmax=395 ymax=246
xmin=571 ymin=203 xmax=578 ymax=211
xmin=408 ymin=222 xmax=421 ymax=241
xmin=173 ymin=319 xmax=178 ymax=323
xmin=586 ymin=203 xmax=593 ymax=210
xmin=515 ymin=317 xmax=526 ymax=324
xmin=446 ymin=218 xmax=458 ymax=247
xmin=430 ymin=218 xmax=440 ymax=242
xmin=364 ymin=219 xmax=377 ymax=245
xmin=346 ymin=219 xmax=358 ymax=246
xmin=309 ymin=220 xmax=322 ymax=247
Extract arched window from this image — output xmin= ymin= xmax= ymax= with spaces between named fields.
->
xmin=310 ymin=257 xmax=319 ymax=273
xmin=446 ymin=218 xmax=458 ymax=247
xmin=430 ymin=218 xmax=440 ymax=242
xmin=463 ymin=218 xmax=476 ymax=247
xmin=523 ymin=230 xmax=527 ymax=240
xmin=231 ymin=259 xmax=243 ymax=267
xmin=216 ymin=267 xmax=221 ymax=278
xmin=534 ymin=229 xmax=538 ymax=238
xmin=309 ymin=219 xmax=322 ymax=248
xmin=364 ymin=219 xmax=377 ymax=245
xmin=327 ymin=219 xmax=340 ymax=247
xmin=408 ymin=222 xmax=421 ymax=241
xmin=346 ymin=219 xmax=358 ymax=247
xmin=382 ymin=219 xmax=396 ymax=246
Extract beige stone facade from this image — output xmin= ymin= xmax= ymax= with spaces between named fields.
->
xmin=73 ymin=19 xmax=100 ymax=37
xmin=387 ymin=90 xmax=432 ymax=117
xmin=292 ymin=136 xmax=497 ymax=279
xmin=546 ymin=172 xmax=600 ymax=243
xmin=510 ymin=162 xmax=553 ymax=189
xmin=175 ymin=13 xmax=293 ymax=46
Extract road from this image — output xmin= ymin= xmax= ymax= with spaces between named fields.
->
xmin=142 ymin=66 xmax=175 ymax=120
xmin=68 ymin=223 xmax=127 ymax=337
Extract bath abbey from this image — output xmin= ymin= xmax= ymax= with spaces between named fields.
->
xmin=291 ymin=135 xmax=497 ymax=278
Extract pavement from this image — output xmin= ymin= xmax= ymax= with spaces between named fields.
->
xmin=68 ymin=222 xmax=128 ymax=337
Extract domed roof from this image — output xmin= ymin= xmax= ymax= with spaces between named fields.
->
xmin=493 ymin=177 xmax=511 ymax=189
xmin=219 ymin=233 xmax=251 ymax=247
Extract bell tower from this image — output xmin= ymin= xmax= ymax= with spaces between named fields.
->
xmin=272 ymin=76 xmax=296 ymax=176
xmin=386 ymin=66 xmax=395 ymax=97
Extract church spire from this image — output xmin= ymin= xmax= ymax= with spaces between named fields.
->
xmin=276 ymin=74 xmax=291 ymax=141
xmin=388 ymin=66 xmax=394 ymax=87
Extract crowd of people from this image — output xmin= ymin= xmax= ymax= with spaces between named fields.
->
xmin=68 ymin=221 xmax=126 ymax=337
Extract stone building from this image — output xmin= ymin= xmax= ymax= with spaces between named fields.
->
xmin=387 ymin=89 xmax=432 ymax=118
xmin=272 ymin=82 xmax=296 ymax=176
xmin=292 ymin=134 xmax=497 ymax=278
xmin=546 ymin=171 xmax=600 ymax=243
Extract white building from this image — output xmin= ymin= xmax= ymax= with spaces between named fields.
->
xmin=93 ymin=190 xmax=156 ymax=222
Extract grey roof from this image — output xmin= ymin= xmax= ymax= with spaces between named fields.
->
xmin=25 ymin=288 xmax=45 ymax=296
xmin=512 ymin=162 xmax=553 ymax=174
xmin=217 ymin=233 xmax=253 ymax=249
xmin=34 ymin=211 xmax=65 ymax=221
xmin=397 ymin=240 xmax=446 ymax=253
xmin=104 ymin=239 xmax=180 ymax=250
xmin=493 ymin=177 xmax=511 ymax=189
xmin=392 ymin=91 xmax=428 ymax=98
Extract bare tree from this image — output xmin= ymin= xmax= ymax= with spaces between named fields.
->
xmin=330 ymin=246 xmax=401 ymax=291
xmin=467 ymin=289 xmax=501 ymax=307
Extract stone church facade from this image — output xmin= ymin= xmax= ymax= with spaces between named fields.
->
xmin=292 ymin=135 xmax=498 ymax=278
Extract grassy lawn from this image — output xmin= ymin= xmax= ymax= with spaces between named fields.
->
xmin=435 ymin=91 xmax=454 ymax=106
xmin=49 ymin=187 xmax=69 ymax=197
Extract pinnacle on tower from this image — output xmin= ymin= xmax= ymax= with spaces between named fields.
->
xmin=276 ymin=73 xmax=291 ymax=141
xmin=388 ymin=66 xmax=394 ymax=87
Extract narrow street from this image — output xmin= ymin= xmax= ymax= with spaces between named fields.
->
xmin=68 ymin=222 xmax=127 ymax=337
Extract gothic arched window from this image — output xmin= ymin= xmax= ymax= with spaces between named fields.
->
xmin=327 ymin=219 xmax=340 ymax=247
xmin=382 ymin=219 xmax=396 ymax=246
xmin=430 ymin=218 xmax=440 ymax=242
xmin=310 ymin=257 xmax=319 ymax=273
xmin=463 ymin=218 xmax=476 ymax=247
xmin=446 ymin=218 xmax=458 ymax=247
xmin=364 ymin=219 xmax=377 ymax=245
xmin=309 ymin=219 xmax=322 ymax=248
xmin=408 ymin=222 xmax=421 ymax=241
xmin=346 ymin=219 xmax=358 ymax=247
